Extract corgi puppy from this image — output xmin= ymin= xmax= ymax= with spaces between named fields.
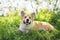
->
xmin=19 ymin=11 xmax=54 ymax=32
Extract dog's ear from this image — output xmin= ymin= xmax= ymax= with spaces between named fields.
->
xmin=31 ymin=12 xmax=35 ymax=18
xmin=21 ymin=11 xmax=25 ymax=17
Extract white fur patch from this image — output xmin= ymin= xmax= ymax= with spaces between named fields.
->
xmin=19 ymin=22 xmax=33 ymax=32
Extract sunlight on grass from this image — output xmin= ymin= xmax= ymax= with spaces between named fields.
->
xmin=35 ymin=9 xmax=54 ymax=21
xmin=0 ymin=9 xmax=60 ymax=40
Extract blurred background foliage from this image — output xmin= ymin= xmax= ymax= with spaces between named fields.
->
xmin=35 ymin=9 xmax=54 ymax=21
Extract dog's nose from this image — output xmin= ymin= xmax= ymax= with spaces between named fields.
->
xmin=27 ymin=19 xmax=29 ymax=22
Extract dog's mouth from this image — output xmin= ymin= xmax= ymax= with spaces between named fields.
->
xmin=23 ymin=21 xmax=31 ymax=25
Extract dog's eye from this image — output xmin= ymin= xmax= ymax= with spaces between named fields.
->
xmin=29 ymin=17 xmax=31 ymax=19
xmin=25 ymin=16 xmax=27 ymax=18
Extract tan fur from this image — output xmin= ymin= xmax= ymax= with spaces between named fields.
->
xmin=31 ymin=21 xmax=53 ymax=31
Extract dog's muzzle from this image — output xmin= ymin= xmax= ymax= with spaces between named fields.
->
xmin=23 ymin=19 xmax=31 ymax=25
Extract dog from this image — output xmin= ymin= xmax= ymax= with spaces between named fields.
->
xmin=19 ymin=11 xmax=54 ymax=32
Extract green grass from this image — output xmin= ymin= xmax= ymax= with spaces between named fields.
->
xmin=0 ymin=9 xmax=60 ymax=40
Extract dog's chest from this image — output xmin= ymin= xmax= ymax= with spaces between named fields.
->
xmin=19 ymin=23 xmax=33 ymax=32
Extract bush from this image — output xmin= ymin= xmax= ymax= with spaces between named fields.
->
xmin=35 ymin=9 xmax=54 ymax=22
xmin=49 ymin=11 xmax=60 ymax=30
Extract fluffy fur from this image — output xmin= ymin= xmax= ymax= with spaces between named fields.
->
xmin=19 ymin=11 xmax=54 ymax=32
